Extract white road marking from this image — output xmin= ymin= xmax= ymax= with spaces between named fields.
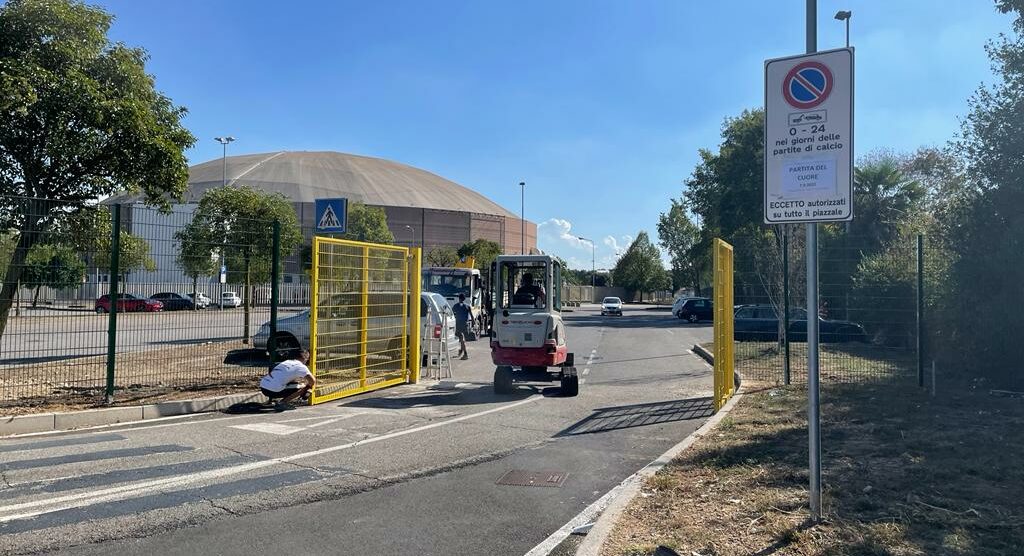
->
xmin=665 ymin=329 xmax=674 ymax=334
xmin=230 ymin=423 xmax=306 ymax=435
xmin=301 ymin=416 xmax=356 ymax=429
xmin=582 ymin=368 xmax=590 ymax=376
xmin=579 ymin=379 xmax=586 ymax=385
xmin=0 ymin=396 xmax=540 ymax=523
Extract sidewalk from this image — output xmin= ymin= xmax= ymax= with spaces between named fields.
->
xmin=594 ymin=379 xmax=1024 ymax=555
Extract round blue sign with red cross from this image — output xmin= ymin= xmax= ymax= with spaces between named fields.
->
xmin=783 ymin=61 xmax=833 ymax=109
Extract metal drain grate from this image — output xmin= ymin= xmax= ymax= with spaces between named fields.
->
xmin=495 ymin=469 xmax=568 ymax=487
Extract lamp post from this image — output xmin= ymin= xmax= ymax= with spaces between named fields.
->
xmin=519 ymin=181 xmax=526 ymax=254
xmin=834 ymin=10 xmax=851 ymax=47
xmin=577 ymin=236 xmax=595 ymax=300
xmin=404 ymin=225 xmax=416 ymax=248
xmin=214 ymin=136 xmax=235 ymax=187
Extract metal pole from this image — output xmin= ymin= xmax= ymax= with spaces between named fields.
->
xmin=221 ymin=143 xmax=227 ymax=187
xmin=104 ymin=204 xmax=121 ymax=404
xmin=520 ymin=182 xmax=526 ymax=254
xmin=806 ymin=0 xmax=822 ymax=523
xmin=269 ymin=220 xmax=281 ymax=366
xmin=591 ymin=241 xmax=595 ymax=300
xmin=917 ymin=234 xmax=925 ymax=387
xmin=845 ymin=18 xmax=850 ymax=48
xmin=783 ymin=229 xmax=791 ymax=385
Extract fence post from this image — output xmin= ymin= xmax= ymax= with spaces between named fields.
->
xmin=269 ymin=220 xmax=280 ymax=366
xmin=917 ymin=234 xmax=925 ymax=387
xmin=104 ymin=204 xmax=121 ymax=404
xmin=783 ymin=229 xmax=791 ymax=385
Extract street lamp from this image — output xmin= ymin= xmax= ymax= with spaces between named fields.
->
xmin=577 ymin=236 xmax=596 ymax=298
xmin=834 ymin=10 xmax=852 ymax=47
xmin=214 ymin=136 xmax=235 ymax=187
xmin=404 ymin=225 xmax=416 ymax=247
xmin=519 ymin=181 xmax=526 ymax=254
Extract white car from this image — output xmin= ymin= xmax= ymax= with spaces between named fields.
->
xmin=600 ymin=296 xmax=623 ymax=316
xmin=253 ymin=292 xmax=458 ymax=366
xmin=220 ymin=292 xmax=242 ymax=308
xmin=189 ymin=292 xmax=212 ymax=309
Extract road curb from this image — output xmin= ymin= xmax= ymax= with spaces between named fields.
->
xmin=0 ymin=391 xmax=266 ymax=437
xmin=572 ymin=348 xmax=742 ymax=556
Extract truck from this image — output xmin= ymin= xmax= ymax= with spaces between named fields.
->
xmin=421 ymin=257 xmax=487 ymax=339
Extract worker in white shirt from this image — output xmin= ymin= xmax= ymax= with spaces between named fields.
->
xmin=260 ymin=349 xmax=315 ymax=410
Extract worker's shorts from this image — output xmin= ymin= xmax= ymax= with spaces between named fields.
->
xmin=261 ymin=384 xmax=303 ymax=400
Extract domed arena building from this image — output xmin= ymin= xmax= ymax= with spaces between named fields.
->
xmin=111 ymin=151 xmax=536 ymax=286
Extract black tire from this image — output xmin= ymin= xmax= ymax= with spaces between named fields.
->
xmin=271 ymin=333 xmax=301 ymax=361
xmin=95 ymin=307 xmax=106 ymax=314
xmin=560 ymin=372 xmax=579 ymax=397
xmin=494 ymin=366 xmax=514 ymax=394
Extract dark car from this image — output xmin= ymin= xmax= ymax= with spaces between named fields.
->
xmin=95 ymin=294 xmax=163 ymax=313
xmin=673 ymin=297 xmax=713 ymax=323
xmin=151 ymin=292 xmax=196 ymax=311
xmin=733 ymin=304 xmax=867 ymax=343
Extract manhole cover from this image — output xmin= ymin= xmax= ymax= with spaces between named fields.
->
xmin=495 ymin=470 xmax=568 ymax=487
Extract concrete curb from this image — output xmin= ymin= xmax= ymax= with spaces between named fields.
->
xmin=1 ymin=391 xmax=266 ymax=437
xmin=574 ymin=347 xmax=742 ymax=556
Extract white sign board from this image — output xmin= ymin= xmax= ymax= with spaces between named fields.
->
xmin=764 ymin=48 xmax=853 ymax=223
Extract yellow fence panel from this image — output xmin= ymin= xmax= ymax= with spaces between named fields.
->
xmin=310 ymin=237 xmax=421 ymax=405
xmin=713 ymin=238 xmax=735 ymax=411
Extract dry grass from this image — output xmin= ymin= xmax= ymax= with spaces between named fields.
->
xmin=602 ymin=377 xmax=1024 ymax=555
xmin=0 ymin=341 xmax=265 ymax=415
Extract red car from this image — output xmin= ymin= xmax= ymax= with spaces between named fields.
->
xmin=95 ymin=294 xmax=164 ymax=313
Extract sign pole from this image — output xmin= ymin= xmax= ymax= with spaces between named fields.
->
xmin=805 ymin=0 xmax=822 ymax=523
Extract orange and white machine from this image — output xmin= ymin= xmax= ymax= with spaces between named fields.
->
xmin=489 ymin=255 xmax=578 ymax=396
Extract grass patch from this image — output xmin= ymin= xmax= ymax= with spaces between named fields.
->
xmin=602 ymin=378 xmax=1024 ymax=555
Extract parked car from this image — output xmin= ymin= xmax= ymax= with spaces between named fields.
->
xmin=151 ymin=292 xmax=196 ymax=311
xmin=188 ymin=292 xmax=212 ymax=309
xmin=220 ymin=292 xmax=242 ymax=308
xmin=672 ymin=297 xmax=713 ymax=323
xmin=95 ymin=294 xmax=163 ymax=313
xmin=253 ymin=292 xmax=458 ymax=366
xmin=600 ymin=296 xmax=623 ymax=316
xmin=733 ymin=304 xmax=867 ymax=343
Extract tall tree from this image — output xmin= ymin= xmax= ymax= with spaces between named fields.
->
xmin=0 ymin=0 xmax=194 ymax=340
xmin=177 ymin=186 xmax=303 ymax=343
xmin=612 ymin=232 xmax=664 ymax=302
xmin=425 ymin=246 xmax=458 ymax=267
xmin=947 ymin=0 xmax=1024 ymax=387
xmin=174 ymin=223 xmax=219 ymax=308
xmin=22 ymin=243 xmax=85 ymax=306
xmin=342 ymin=203 xmax=394 ymax=244
xmin=657 ymin=198 xmax=705 ymax=295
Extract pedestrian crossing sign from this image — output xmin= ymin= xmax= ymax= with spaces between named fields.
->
xmin=315 ymin=198 xmax=347 ymax=233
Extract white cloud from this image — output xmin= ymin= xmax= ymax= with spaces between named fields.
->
xmin=538 ymin=218 xmax=589 ymax=250
xmin=602 ymin=234 xmax=632 ymax=254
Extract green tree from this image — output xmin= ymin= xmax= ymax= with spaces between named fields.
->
xmin=947 ymin=0 xmax=1024 ymax=387
xmin=425 ymin=246 xmax=458 ymax=267
xmin=0 ymin=0 xmax=194 ymax=340
xmin=342 ymin=203 xmax=394 ymax=244
xmin=457 ymin=239 xmax=502 ymax=270
xmin=22 ymin=244 xmax=85 ymax=307
xmin=657 ymin=198 xmax=705 ymax=295
xmin=88 ymin=210 xmax=157 ymax=280
xmin=612 ymin=232 xmax=664 ymax=302
xmin=178 ymin=186 xmax=303 ymax=343
xmin=174 ymin=224 xmax=219 ymax=308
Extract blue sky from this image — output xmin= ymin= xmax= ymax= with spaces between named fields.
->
xmin=97 ymin=0 xmax=1011 ymax=270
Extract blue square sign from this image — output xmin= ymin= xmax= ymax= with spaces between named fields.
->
xmin=315 ymin=198 xmax=348 ymax=233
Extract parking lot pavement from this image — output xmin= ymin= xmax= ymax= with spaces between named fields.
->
xmin=0 ymin=305 xmax=714 ymax=555
xmin=0 ymin=307 xmax=303 ymax=364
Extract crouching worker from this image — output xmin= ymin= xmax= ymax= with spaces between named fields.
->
xmin=260 ymin=348 xmax=315 ymax=410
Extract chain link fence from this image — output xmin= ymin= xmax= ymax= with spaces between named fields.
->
xmin=0 ymin=196 xmax=303 ymax=410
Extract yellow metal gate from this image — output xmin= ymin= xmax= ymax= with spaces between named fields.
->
xmin=310 ymin=237 xmax=421 ymax=405
xmin=713 ymin=238 xmax=735 ymax=411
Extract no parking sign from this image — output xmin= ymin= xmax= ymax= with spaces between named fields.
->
xmin=764 ymin=48 xmax=853 ymax=224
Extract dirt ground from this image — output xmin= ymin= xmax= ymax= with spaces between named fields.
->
xmin=602 ymin=377 xmax=1024 ymax=556
xmin=0 ymin=341 xmax=265 ymax=415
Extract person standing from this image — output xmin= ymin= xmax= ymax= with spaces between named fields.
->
xmin=260 ymin=349 xmax=315 ymax=410
xmin=452 ymin=293 xmax=472 ymax=360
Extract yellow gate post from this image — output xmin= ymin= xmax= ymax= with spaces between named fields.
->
xmin=713 ymin=238 xmax=735 ymax=411
xmin=409 ymin=247 xmax=422 ymax=384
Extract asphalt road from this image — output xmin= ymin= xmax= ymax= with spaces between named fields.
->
xmin=0 ymin=305 xmax=713 ymax=556
xmin=0 ymin=308 xmax=303 ymax=364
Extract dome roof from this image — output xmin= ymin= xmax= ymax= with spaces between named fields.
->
xmin=154 ymin=151 xmax=515 ymax=217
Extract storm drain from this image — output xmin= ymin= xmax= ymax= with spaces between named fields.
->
xmin=495 ymin=470 xmax=568 ymax=487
